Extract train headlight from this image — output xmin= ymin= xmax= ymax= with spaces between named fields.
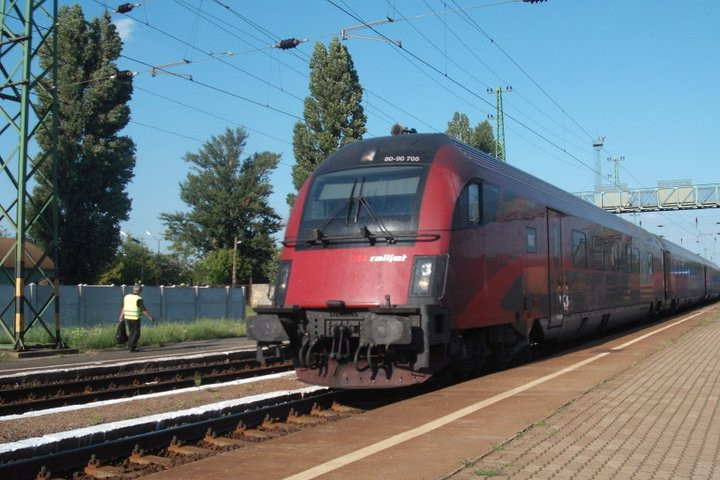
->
xmin=274 ymin=260 xmax=292 ymax=307
xmin=409 ymin=255 xmax=448 ymax=298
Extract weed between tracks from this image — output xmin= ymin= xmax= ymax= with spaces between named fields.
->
xmin=0 ymin=318 xmax=246 ymax=352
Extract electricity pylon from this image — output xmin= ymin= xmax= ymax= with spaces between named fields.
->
xmin=607 ymin=156 xmax=625 ymax=187
xmin=1 ymin=0 xmax=62 ymax=350
xmin=487 ymin=86 xmax=512 ymax=162
xmin=593 ymin=136 xmax=605 ymax=191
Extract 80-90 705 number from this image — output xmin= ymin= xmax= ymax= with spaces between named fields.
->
xmin=384 ymin=155 xmax=420 ymax=162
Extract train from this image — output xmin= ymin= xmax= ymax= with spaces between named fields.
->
xmin=247 ymin=132 xmax=720 ymax=388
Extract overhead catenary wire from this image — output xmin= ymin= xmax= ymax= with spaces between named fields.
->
xmin=389 ymin=0 xmax=592 ymax=154
xmin=447 ymin=0 xmax=597 ymax=142
xmin=93 ymin=0 xmax=306 ymax=104
xmin=178 ymin=0 xmax=440 ymax=132
xmin=416 ymin=0 xmax=592 ymax=151
xmin=327 ymin=0 xmax=602 ymax=179
xmin=327 ymin=1 xmax=715 ymax=240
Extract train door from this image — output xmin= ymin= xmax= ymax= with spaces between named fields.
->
xmin=662 ymin=250 xmax=671 ymax=302
xmin=547 ymin=209 xmax=565 ymax=328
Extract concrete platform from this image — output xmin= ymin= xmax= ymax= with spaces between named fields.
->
xmin=140 ymin=304 xmax=719 ymax=480
xmin=450 ymin=305 xmax=720 ymax=479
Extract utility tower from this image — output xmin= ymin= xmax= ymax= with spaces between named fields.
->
xmin=487 ymin=87 xmax=512 ymax=162
xmin=606 ymin=156 xmax=625 ymax=187
xmin=0 ymin=0 xmax=62 ymax=350
xmin=593 ymin=136 xmax=605 ymax=192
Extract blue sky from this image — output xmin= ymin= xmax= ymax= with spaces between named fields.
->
xmin=13 ymin=1 xmax=720 ymax=261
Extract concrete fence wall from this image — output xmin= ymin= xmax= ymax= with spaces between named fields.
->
xmin=0 ymin=284 xmax=246 ymax=328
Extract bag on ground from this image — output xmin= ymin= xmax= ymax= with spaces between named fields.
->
xmin=116 ymin=320 xmax=128 ymax=344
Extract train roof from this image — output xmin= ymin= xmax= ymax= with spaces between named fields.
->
xmin=316 ymin=133 xmax=714 ymax=267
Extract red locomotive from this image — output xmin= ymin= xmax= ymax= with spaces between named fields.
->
xmin=248 ymin=133 xmax=720 ymax=388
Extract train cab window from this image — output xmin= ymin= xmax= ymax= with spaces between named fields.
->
xmin=482 ymin=182 xmax=500 ymax=225
xmin=526 ymin=227 xmax=537 ymax=253
xmin=572 ymin=230 xmax=587 ymax=268
xmin=298 ymin=165 xmax=425 ymax=245
xmin=647 ymin=253 xmax=654 ymax=275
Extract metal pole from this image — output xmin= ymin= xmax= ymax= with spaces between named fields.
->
xmin=232 ymin=235 xmax=238 ymax=288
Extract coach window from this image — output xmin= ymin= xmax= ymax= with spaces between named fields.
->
xmin=632 ymin=248 xmax=640 ymax=273
xmin=607 ymin=241 xmax=621 ymax=271
xmin=624 ymin=246 xmax=632 ymax=272
xmin=482 ymin=182 xmax=500 ymax=225
xmin=526 ymin=227 xmax=537 ymax=253
xmin=591 ymin=236 xmax=605 ymax=270
xmin=646 ymin=253 xmax=654 ymax=275
xmin=572 ymin=230 xmax=587 ymax=268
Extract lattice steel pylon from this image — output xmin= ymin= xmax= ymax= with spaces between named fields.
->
xmin=1 ymin=0 xmax=62 ymax=350
xmin=487 ymin=86 xmax=511 ymax=162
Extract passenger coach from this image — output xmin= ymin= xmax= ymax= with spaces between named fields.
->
xmin=248 ymin=133 xmax=720 ymax=388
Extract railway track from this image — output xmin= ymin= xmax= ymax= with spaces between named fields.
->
xmin=0 ymin=348 xmax=292 ymax=416
xmin=0 ymin=388 xmax=363 ymax=480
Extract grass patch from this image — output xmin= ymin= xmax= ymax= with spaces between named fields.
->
xmin=474 ymin=467 xmax=501 ymax=477
xmin=0 ymin=318 xmax=246 ymax=352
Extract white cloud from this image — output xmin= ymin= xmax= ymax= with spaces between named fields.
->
xmin=113 ymin=18 xmax=135 ymax=42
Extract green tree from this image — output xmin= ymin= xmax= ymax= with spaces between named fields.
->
xmin=191 ymin=248 xmax=251 ymax=286
xmin=290 ymin=37 xmax=366 ymax=206
xmin=446 ymin=112 xmax=496 ymax=155
xmin=472 ymin=120 xmax=497 ymax=156
xmin=98 ymin=240 xmax=191 ymax=286
xmin=31 ymin=5 xmax=135 ymax=284
xmin=160 ymin=127 xmax=281 ymax=283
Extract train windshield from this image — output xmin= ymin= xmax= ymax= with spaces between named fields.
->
xmin=297 ymin=165 xmax=426 ymax=246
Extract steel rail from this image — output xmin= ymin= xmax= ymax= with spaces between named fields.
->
xmin=0 ymin=389 xmax=341 ymax=480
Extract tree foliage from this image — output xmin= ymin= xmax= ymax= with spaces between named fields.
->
xmin=446 ymin=112 xmax=497 ymax=156
xmin=290 ymin=37 xmax=366 ymax=205
xmin=30 ymin=5 xmax=135 ymax=284
xmin=98 ymin=240 xmax=191 ymax=286
xmin=160 ymin=127 xmax=281 ymax=283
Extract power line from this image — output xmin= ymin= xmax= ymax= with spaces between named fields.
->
xmin=447 ymin=0 xmax=596 ymax=141
xmin=133 ymin=86 xmax=293 ymax=147
xmin=327 ymin=0 xmax=599 ymax=176
xmin=121 ymin=54 xmax=303 ymax=120
xmin=188 ymin=0 xmax=440 ymax=131
xmin=94 ymin=0 xmax=306 ymax=103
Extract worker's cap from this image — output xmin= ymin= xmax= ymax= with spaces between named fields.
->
xmin=132 ymin=284 xmax=142 ymax=293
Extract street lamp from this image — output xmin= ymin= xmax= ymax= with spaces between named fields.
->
xmin=232 ymin=237 xmax=241 ymax=288
xmin=145 ymin=230 xmax=160 ymax=253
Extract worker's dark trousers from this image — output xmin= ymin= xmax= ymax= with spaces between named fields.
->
xmin=127 ymin=319 xmax=141 ymax=351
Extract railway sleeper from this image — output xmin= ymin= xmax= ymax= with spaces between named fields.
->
xmin=84 ymin=455 xmax=125 ymax=479
xmin=35 ymin=466 xmax=65 ymax=480
xmin=287 ymin=407 xmax=326 ymax=425
xmin=129 ymin=449 xmax=173 ymax=467
xmin=203 ymin=429 xmax=245 ymax=448
xmin=311 ymin=402 xmax=343 ymax=419
xmin=234 ymin=422 xmax=278 ymax=441
xmin=167 ymin=437 xmax=212 ymax=456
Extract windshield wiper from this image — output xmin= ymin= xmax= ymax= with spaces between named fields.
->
xmin=306 ymin=179 xmax=359 ymax=245
xmin=356 ymin=196 xmax=396 ymax=244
